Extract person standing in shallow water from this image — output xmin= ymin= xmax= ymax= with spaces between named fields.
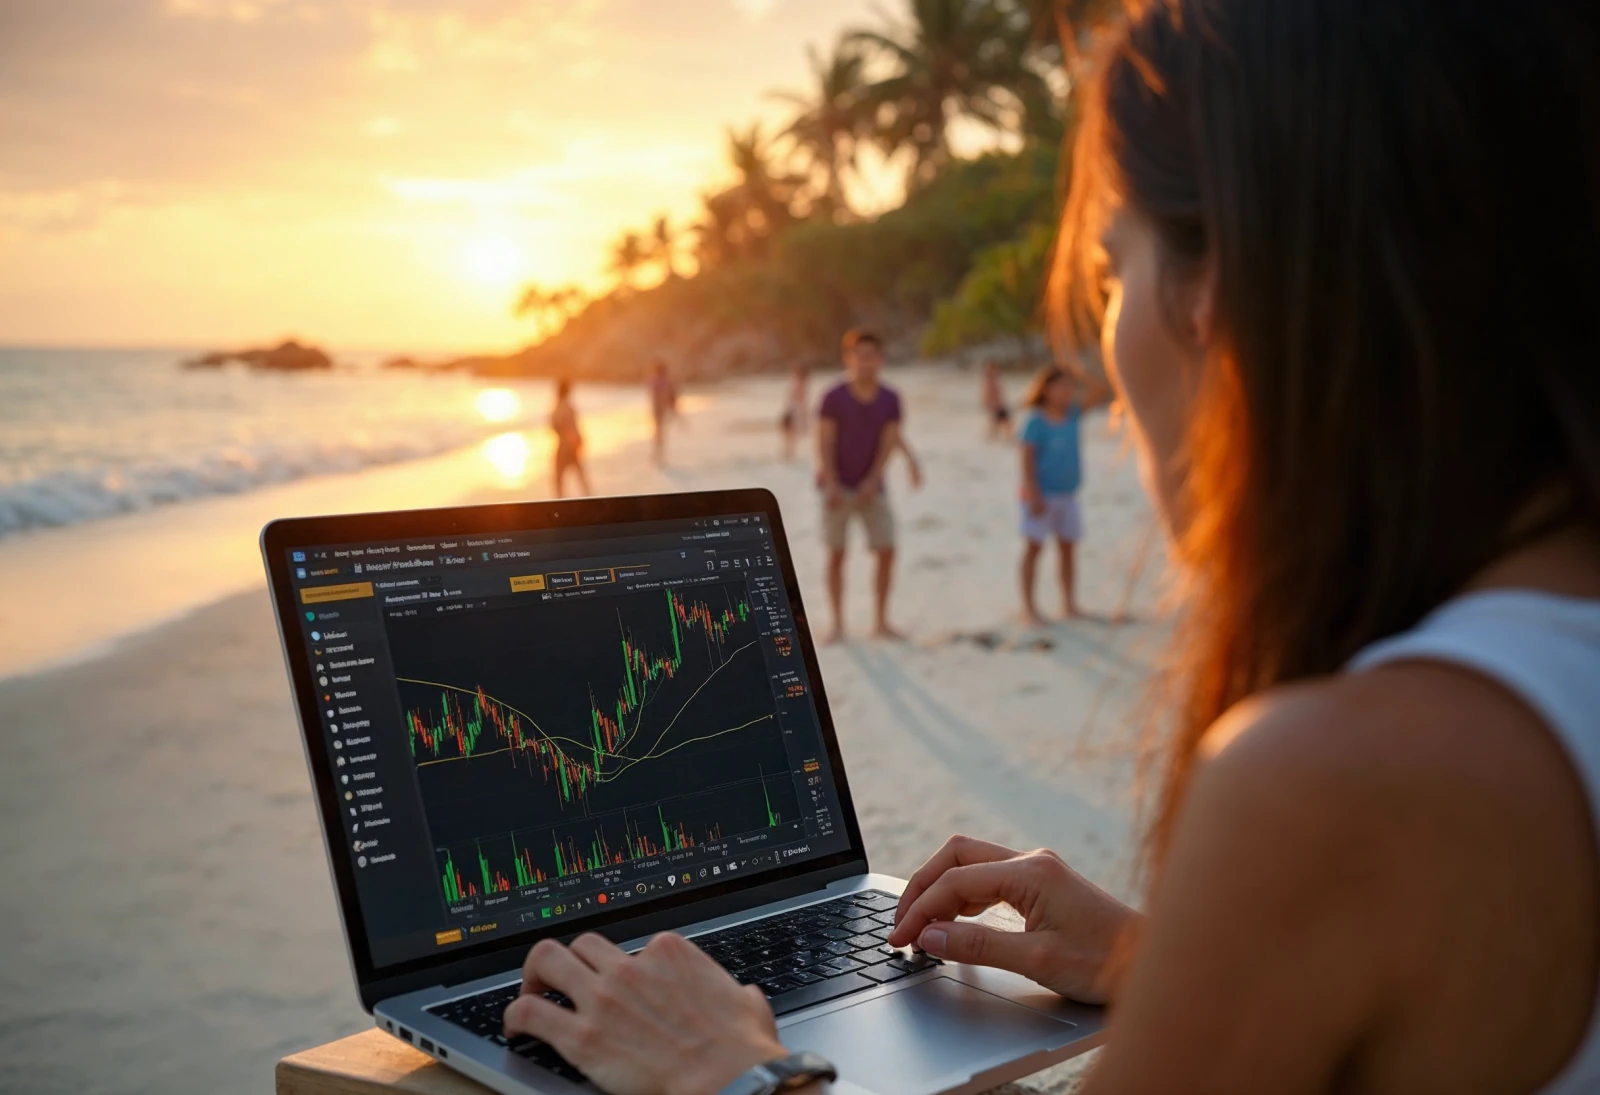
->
xmin=549 ymin=378 xmax=588 ymax=498
xmin=646 ymin=360 xmax=677 ymax=466
xmin=816 ymin=329 xmax=921 ymax=643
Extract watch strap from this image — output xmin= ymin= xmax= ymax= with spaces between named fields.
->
xmin=719 ymin=1051 xmax=838 ymax=1095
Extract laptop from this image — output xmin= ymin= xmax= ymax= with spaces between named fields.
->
xmin=261 ymin=488 xmax=1103 ymax=1095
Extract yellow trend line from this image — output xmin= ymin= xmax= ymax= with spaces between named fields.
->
xmin=399 ymin=638 xmax=768 ymax=783
xmin=414 ymin=714 xmax=773 ymax=773
xmin=624 ymin=640 xmax=762 ymax=764
xmin=396 ymin=677 xmax=593 ymax=755
xmin=599 ymin=714 xmax=776 ymax=781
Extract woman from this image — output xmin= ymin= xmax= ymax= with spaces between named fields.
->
xmin=505 ymin=1 xmax=1600 ymax=1092
xmin=648 ymin=360 xmax=678 ymax=466
xmin=550 ymin=378 xmax=589 ymax=498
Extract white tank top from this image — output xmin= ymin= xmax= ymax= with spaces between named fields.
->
xmin=1349 ymin=589 xmax=1600 ymax=1094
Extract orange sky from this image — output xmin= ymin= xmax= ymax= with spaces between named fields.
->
xmin=0 ymin=0 xmax=937 ymax=353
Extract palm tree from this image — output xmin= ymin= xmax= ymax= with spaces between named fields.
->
xmin=608 ymin=231 xmax=649 ymax=289
xmin=648 ymin=214 xmax=680 ymax=279
xmin=726 ymin=122 xmax=803 ymax=234
xmin=770 ymin=38 xmax=873 ymax=221
xmin=514 ymin=283 xmax=585 ymax=339
xmin=692 ymin=124 xmax=804 ymax=268
xmin=848 ymin=0 xmax=1052 ymax=189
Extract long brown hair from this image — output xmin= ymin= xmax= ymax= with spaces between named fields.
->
xmin=1053 ymin=0 xmax=1600 ymax=868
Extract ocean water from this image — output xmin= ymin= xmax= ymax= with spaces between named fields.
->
xmin=0 ymin=347 xmax=564 ymax=539
xmin=0 ymin=346 xmax=653 ymax=680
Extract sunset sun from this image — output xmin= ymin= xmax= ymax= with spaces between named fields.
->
xmin=457 ymin=232 xmax=527 ymax=290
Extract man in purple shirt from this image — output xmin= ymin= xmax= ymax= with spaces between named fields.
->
xmin=817 ymin=329 xmax=923 ymax=642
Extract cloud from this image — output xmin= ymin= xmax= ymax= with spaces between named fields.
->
xmin=0 ymin=181 xmax=130 ymax=237
xmin=0 ymin=0 xmax=886 ymax=345
xmin=161 ymin=0 xmax=291 ymax=21
xmin=381 ymin=138 xmax=712 ymax=215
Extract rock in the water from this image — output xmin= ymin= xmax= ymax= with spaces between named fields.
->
xmin=182 ymin=339 xmax=333 ymax=372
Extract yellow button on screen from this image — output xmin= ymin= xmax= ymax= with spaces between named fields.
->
xmin=300 ymin=581 xmax=375 ymax=604
xmin=510 ymin=574 xmax=546 ymax=593
xmin=435 ymin=928 xmax=463 ymax=945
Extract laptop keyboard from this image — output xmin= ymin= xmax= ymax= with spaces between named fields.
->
xmin=692 ymin=889 xmax=939 ymax=1012
xmin=428 ymin=984 xmax=587 ymax=1081
xmin=425 ymin=890 xmax=939 ymax=1082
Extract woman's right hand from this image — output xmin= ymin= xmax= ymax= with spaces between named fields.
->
xmin=887 ymin=835 xmax=1140 ymax=1005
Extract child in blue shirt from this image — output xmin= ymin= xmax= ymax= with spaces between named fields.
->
xmin=1019 ymin=365 xmax=1085 ymax=624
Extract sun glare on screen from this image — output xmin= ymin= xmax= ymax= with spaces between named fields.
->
xmin=458 ymin=232 xmax=526 ymax=289
xmin=481 ymin=431 xmax=531 ymax=484
xmin=475 ymin=387 xmax=521 ymax=423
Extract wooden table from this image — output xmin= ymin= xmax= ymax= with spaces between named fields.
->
xmin=278 ymin=1029 xmax=483 ymax=1095
xmin=276 ymin=1026 xmax=1094 ymax=1095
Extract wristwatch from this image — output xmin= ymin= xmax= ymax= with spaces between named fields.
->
xmin=717 ymin=1051 xmax=838 ymax=1095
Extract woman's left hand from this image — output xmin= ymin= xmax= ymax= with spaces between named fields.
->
xmin=503 ymin=931 xmax=787 ymax=1095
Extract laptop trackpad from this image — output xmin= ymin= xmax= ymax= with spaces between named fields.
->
xmin=781 ymin=976 xmax=1076 ymax=1095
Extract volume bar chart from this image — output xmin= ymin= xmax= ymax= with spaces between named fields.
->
xmin=434 ymin=766 xmax=798 ymax=899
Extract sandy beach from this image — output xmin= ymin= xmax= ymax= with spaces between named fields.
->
xmin=0 ymin=363 xmax=1167 ymax=1095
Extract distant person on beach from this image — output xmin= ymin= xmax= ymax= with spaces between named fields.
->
xmin=779 ymin=364 xmax=809 ymax=460
xmin=817 ymin=329 xmax=922 ymax=642
xmin=981 ymin=359 xmax=1012 ymax=440
xmin=549 ymin=378 xmax=588 ymax=498
xmin=504 ymin=5 xmax=1600 ymax=1094
xmin=647 ymin=360 xmax=677 ymax=465
xmin=1018 ymin=365 xmax=1086 ymax=624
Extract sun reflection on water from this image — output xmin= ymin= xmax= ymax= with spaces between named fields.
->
xmin=475 ymin=387 xmax=522 ymax=423
xmin=481 ymin=431 xmax=532 ymax=484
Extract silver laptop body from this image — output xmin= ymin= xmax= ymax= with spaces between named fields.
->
xmin=263 ymin=489 xmax=1104 ymax=1095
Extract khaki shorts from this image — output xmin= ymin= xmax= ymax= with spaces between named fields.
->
xmin=823 ymin=493 xmax=895 ymax=551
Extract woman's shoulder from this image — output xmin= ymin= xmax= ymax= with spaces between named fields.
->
xmin=1182 ymin=660 xmax=1600 ymax=1083
xmin=1198 ymin=661 xmax=1594 ymax=862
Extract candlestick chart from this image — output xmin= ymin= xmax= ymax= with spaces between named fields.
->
xmin=384 ymin=580 xmax=802 ymax=900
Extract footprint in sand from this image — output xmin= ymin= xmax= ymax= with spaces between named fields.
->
xmin=913 ymin=553 xmax=972 ymax=570
xmin=935 ymin=630 xmax=1057 ymax=653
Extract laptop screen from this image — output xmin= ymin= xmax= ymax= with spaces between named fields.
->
xmin=281 ymin=507 xmax=853 ymax=970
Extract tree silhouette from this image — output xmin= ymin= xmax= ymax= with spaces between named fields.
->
xmin=608 ymin=231 xmax=649 ymax=289
xmin=648 ymin=214 xmax=680 ymax=279
xmin=692 ymin=124 xmax=805 ymax=269
xmin=514 ymin=283 xmax=585 ymax=340
xmin=770 ymin=38 xmax=873 ymax=221
xmin=849 ymin=0 xmax=1052 ymax=189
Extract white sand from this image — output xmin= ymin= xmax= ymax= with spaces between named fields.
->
xmin=0 ymin=363 xmax=1166 ymax=1094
